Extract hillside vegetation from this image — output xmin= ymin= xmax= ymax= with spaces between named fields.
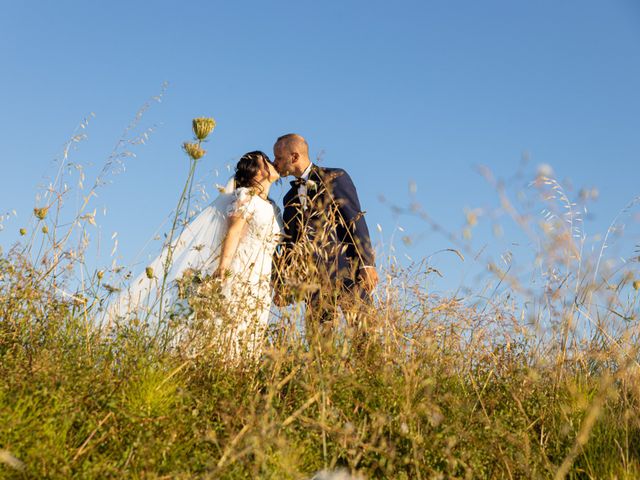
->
xmin=1 ymin=113 xmax=639 ymax=479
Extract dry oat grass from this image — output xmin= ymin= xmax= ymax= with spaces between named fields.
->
xmin=1 ymin=109 xmax=639 ymax=479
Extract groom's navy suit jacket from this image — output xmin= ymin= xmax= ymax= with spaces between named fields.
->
xmin=279 ymin=165 xmax=375 ymax=287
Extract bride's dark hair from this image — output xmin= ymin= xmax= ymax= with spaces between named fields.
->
xmin=234 ymin=151 xmax=271 ymax=194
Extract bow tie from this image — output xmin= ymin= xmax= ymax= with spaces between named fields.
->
xmin=290 ymin=178 xmax=307 ymax=188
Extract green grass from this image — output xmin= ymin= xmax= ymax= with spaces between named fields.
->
xmin=1 ymin=250 xmax=639 ymax=479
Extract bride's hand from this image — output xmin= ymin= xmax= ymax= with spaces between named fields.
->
xmin=212 ymin=266 xmax=231 ymax=280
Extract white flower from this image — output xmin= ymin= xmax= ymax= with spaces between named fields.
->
xmin=306 ymin=179 xmax=318 ymax=191
xmin=310 ymin=469 xmax=364 ymax=480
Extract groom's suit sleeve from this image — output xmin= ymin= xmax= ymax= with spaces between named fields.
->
xmin=329 ymin=169 xmax=376 ymax=269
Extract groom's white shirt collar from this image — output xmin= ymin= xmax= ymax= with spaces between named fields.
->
xmin=299 ymin=162 xmax=313 ymax=181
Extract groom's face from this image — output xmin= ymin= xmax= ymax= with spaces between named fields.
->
xmin=273 ymin=143 xmax=296 ymax=177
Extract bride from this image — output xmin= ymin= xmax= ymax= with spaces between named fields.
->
xmin=111 ymin=151 xmax=282 ymax=358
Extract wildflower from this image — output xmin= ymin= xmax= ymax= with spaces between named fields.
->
xmin=311 ymin=468 xmax=363 ymax=480
xmin=634 ymin=280 xmax=640 ymax=291
xmin=33 ymin=207 xmax=48 ymax=220
xmin=183 ymin=142 xmax=206 ymax=160
xmin=145 ymin=266 xmax=155 ymax=279
xmin=19 ymin=228 xmax=26 ymax=236
xmin=96 ymin=270 xmax=104 ymax=281
xmin=192 ymin=117 xmax=216 ymax=140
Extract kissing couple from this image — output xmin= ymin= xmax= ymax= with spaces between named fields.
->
xmin=115 ymin=133 xmax=378 ymax=358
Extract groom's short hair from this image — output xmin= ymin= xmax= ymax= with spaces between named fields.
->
xmin=276 ymin=133 xmax=309 ymax=156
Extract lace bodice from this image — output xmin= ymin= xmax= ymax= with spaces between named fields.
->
xmin=226 ymin=187 xmax=283 ymax=284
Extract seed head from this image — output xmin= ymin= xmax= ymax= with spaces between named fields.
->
xmin=42 ymin=225 xmax=49 ymax=234
xmin=34 ymin=207 xmax=48 ymax=220
xmin=0 ymin=449 xmax=24 ymax=472
xmin=183 ymin=142 xmax=206 ymax=160
xmin=537 ymin=163 xmax=554 ymax=178
xmin=19 ymin=228 xmax=26 ymax=236
xmin=192 ymin=117 xmax=216 ymax=140
xmin=465 ymin=210 xmax=478 ymax=227
xmin=145 ymin=266 xmax=155 ymax=279
xmin=74 ymin=295 xmax=87 ymax=307
xmin=96 ymin=270 xmax=104 ymax=280
xmin=634 ymin=280 xmax=640 ymax=291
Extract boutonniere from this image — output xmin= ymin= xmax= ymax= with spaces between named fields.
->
xmin=306 ymin=179 xmax=318 ymax=192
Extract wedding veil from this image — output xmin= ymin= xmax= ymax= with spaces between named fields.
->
xmin=108 ymin=176 xmax=237 ymax=322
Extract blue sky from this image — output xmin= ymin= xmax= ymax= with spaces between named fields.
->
xmin=1 ymin=0 xmax=639 ymax=293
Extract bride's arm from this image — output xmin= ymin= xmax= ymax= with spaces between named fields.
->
xmin=213 ymin=215 xmax=247 ymax=278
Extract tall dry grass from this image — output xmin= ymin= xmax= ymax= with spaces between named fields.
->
xmin=1 ymin=108 xmax=639 ymax=479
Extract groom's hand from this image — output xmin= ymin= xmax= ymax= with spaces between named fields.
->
xmin=274 ymin=291 xmax=290 ymax=307
xmin=357 ymin=266 xmax=379 ymax=293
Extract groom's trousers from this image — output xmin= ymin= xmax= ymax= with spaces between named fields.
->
xmin=304 ymin=277 xmax=373 ymax=348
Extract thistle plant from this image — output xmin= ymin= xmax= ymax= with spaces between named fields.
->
xmin=157 ymin=117 xmax=215 ymax=345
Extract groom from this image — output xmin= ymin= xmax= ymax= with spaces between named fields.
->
xmin=272 ymin=133 xmax=378 ymax=334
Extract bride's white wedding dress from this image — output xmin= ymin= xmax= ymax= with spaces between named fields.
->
xmin=111 ymin=181 xmax=283 ymax=357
